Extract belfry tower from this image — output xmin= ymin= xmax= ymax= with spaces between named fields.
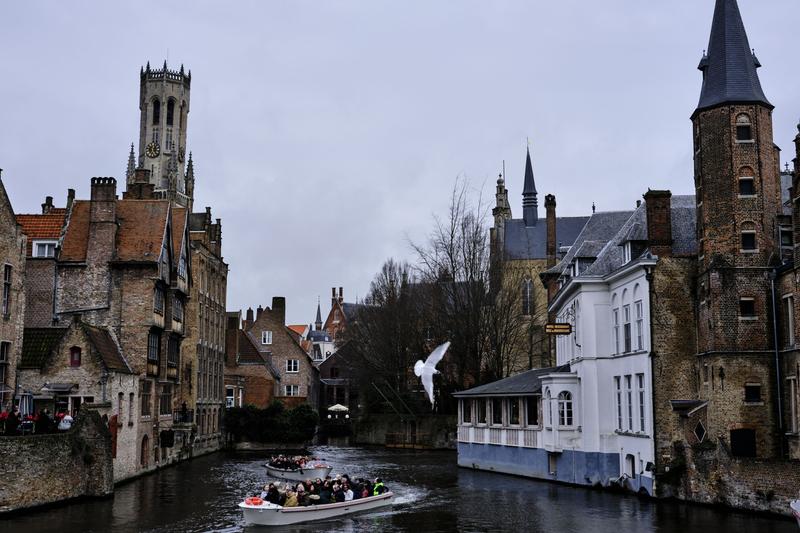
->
xmin=132 ymin=61 xmax=193 ymax=209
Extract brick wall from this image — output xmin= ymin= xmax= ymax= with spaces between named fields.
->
xmin=24 ymin=259 xmax=55 ymax=327
xmin=0 ymin=409 xmax=113 ymax=513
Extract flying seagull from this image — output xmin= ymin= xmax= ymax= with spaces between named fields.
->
xmin=414 ymin=341 xmax=450 ymax=408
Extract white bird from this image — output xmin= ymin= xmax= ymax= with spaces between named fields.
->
xmin=414 ymin=341 xmax=450 ymax=408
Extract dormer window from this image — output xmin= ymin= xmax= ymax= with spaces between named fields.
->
xmin=735 ymin=114 xmax=753 ymax=142
xmin=33 ymin=240 xmax=57 ymax=258
xmin=623 ymin=242 xmax=632 ymax=263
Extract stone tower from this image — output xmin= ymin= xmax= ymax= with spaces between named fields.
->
xmin=135 ymin=61 xmax=193 ymax=209
xmin=692 ymin=0 xmax=783 ymax=457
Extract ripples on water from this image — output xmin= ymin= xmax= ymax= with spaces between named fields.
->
xmin=1 ymin=446 xmax=795 ymax=533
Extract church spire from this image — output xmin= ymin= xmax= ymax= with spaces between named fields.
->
xmin=522 ymin=146 xmax=538 ymax=227
xmin=695 ymin=0 xmax=771 ymax=115
xmin=126 ymin=143 xmax=136 ymax=182
xmin=315 ymin=298 xmax=322 ymax=331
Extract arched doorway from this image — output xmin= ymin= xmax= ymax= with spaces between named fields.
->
xmin=140 ymin=435 xmax=149 ymax=467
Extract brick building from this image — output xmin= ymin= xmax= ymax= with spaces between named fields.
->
xmin=0 ymin=173 xmax=26 ymax=412
xmin=322 ymin=287 xmax=365 ymax=344
xmin=224 ymin=309 xmax=280 ymax=408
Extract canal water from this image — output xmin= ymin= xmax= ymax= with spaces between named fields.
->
xmin=2 ymin=446 xmax=794 ymax=533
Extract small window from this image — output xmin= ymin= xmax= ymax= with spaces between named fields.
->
xmin=140 ymin=380 xmax=152 ymax=417
xmin=461 ymin=400 xmax=472 ymax=424
xmin=744 ymin=383 xmax=762 ymax=403
xmin=781 ymin=228 xmax=793 ymax=248
xmin=477 ymin=399 xmax=487 ymax=424
xmin=558 ymin=391 xmax=573 ymax=427
xmin=548 ymin=453 xmax=558 ymax=475
xmin=509 ymin=398 xmax=520 ymax=425
xmin=741 ymin=232 xmax=757 ymax=251
xmin=285 ymin=384 xmax=299 ymax=397
xmin=329 ymin=367 xmax=340 ymax=378
xmin=159 ymin=383 xmax=172 ymax=415
xmin=694 ymin=421 xmax=707 ymax=442
xmin=261 ymin=331 xmax=272 ymax=345
xmin=491 ymin=398 xmax=503 ymax=425
xmin=286 ymin=359 xmax=299 ymax=373
xmin=738 ymin=177 xmax=755 ymax=196
xmin=226 ymin=387 xmax=235 ymax=408
xmin=526 ymin=397 xmax=539 ymax=426
xmin=153 ymin=287 xmax=165 ymax=315
xmin=147 ymin=331 xmax=160 ymax=362
xmin=33 ymin=241 xmax=57 ymax=258
xmin=70 ymin=346 xmax=81 ymax=367
xmin=740 ymin=298 xmax=756 ymax=318
xmin=735 ymin=114 xmax=752 ymax=141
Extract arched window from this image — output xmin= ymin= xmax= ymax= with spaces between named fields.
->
xmin=141 ymin=435 xmax=149 ymax=467
xmin=741 ymin=221 xmax=757 ymax=251
xmin=558 ymin=391 xmax=573 ymax=426
xmin=738 ymin=166 xmax=756 ymax=196
xmin=166 ymin=98 xmax=175 ymax=126
xmin=522 ymin=279 xmax=533 ymax=316
xmin=70 ymin=346 xmax=81 ymax=367
xmin=736 ymin=114 xmax=752 ymax=141
xmin=152 ymin=99 xmax=161 ymax=125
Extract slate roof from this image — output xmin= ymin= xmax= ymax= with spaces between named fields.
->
xmin=453 ymin=365 xmax=570 ymax=397
xmin=308 ymin=330 xmax=331 ymax=342
xmin=237 ymin=330 xmax=264 ymax=364
xmin=342 ymin=303 xmax=367 ymax=322
xmin=19 ymin=328 xmax=69 ymax=369
xmin=695 ymin=0 xmax=770 ymax=113
xmin=781 ymin=171 xmax=793 ymax=216
xmin=544 ymin=211 xmax=635 ymax=276
xmin=82 ymin=324 xmax=133 ymax=373
xmin=60 ymin=200 xmax=172 ymax=263
xmin=504 ymin=216 xmax=589 ymax=261
xmin=17 ymin=210 xmax=67 ymax=257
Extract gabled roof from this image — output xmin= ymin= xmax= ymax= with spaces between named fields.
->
xmin=453 ymin=365 xmax=570 ymax=397
xmin=20 ymin=328 xmax=69 ymax=369
xmin=237 ymin=330 xmax=265 ymax=364
xmin=504 ymin=216 xmax=589 ymax=261
xmin=288 ymin=325 xmax=308 ymax=337
xmin=82 ymin=324 xmax=133 ymax=374
xmin=17 ymin=210 xmax=67 ymax=257
xmin=695 ymin=0 xmax=771 ymax=114
xmin=171 ymin=207 xmax=187 ymax=266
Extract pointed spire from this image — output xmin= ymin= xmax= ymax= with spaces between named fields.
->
xmin=185 ymin=151 xmax=194 ymax=180
xmin=315 ymin=298 xmax=322 ymax=330
xmin=126 ymin=143 xmax=136 ymax=181
xmin=695 ymin=0 xmax=771 ymax=114
xmin=522 ymin=146 xmax=539 ymax=227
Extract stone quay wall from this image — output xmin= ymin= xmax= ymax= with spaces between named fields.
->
xmin=353 ymin=414 xmax=457 ymax=449
xmin=0 ymin=410 xmax=113 ymax=514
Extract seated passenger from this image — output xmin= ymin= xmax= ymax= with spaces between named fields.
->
xmin=343 ymin=483 xmax=354 ymax=501
xmin=284 ymin=491 xmax=298 ymax=507
xmin=373 ymin=478 xmax=387 ymax=495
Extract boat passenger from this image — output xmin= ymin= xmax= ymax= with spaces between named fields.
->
xmin=284 ymin=491 xmax=298 ymax=507
xmin=296 ymin=484 xmax=310 ymax=506
xmin=373 ymin=478 xmax=386 ymax=495
xmin=265 ymin=484 xmax=281 ymax=505
xmin=333 ymin=484 xmax=345 ymax=503
xmin=343 ymin=483 xmax=354 ymax=501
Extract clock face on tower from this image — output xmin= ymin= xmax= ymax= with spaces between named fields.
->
xmin=146 ymin=142 xmax=160 ymax=158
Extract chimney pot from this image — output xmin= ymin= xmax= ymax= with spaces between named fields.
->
xmin=272 ymin=297 xmax=286 ymax=325
xmin=644 ymin=190 xmax=673 ymax=257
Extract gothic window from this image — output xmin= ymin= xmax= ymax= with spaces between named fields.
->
xmin=173 ymin=296 xmax=184 ymax=323
xmin=740 ymin=221 xmax=757 ymax=251
xmin=635 ymin=300 xmax=644 ymax=350
xmin=735 ymin=114 xmax=752 ymax=141
xmin=522 ymin=279 xmax=533 ymax=316
xmin=557 ymin=391 xmax=573 ymax=427
xmin=152 ymin=99 xmax=161 ymax=126
xmin=167 ymin=336 xmax=179 ymax=367
xmin=70 ymin=346 xmax=81 ymax=367
xmin=166 ymin=99 xmax=175 ymax=126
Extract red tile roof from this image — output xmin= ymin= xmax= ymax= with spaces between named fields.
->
xmin=16 ymin=210 xmax=67 ymax=257
xmin=288 ymin=325 xmax=307 ymax=337
xmin=171 ymin=207 xmax=187 ymax=265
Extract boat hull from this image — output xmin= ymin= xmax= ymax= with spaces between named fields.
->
xmin=240 ymin=492 xmax=394 ymax=526
xmin=264 ymin=464 xmax=332 ymax=481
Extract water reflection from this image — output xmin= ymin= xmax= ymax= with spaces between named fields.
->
xmin=1 ymin=447 xmax=794 ymax=533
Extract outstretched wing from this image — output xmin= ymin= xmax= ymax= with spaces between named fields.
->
xmin=424 ymin=341 xmax=450 ymax=371
xmin=420 ymin=371 xmax=435 ymax=407
xmin=413 ymin=360 xmax=425 ymax=377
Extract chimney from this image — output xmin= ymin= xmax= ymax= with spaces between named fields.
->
xmin=272 ymin=297 xmax=286 ymax=325
xmin=244 ymin=307 xmax=254 ymax=330
xmin=644 ymin=190 xmax=673 ymax=258
xmin=122 ymin=168 xmax=154 ymax=200
xmin=338 ymin=287 xmax=343 ymax=304
xmin=66 ymin=188 xmax=75 ymax=211
xmin=256 ymin=305 xmax=263 ymax=320
xmin=545 ymin=194 xmax=557 ymax=268
xmin=87 ymin=177 xmax=117 ymax=264
xmin=331 ymin=287 xmax=337 ymax=307
xmin=41 ymin=196 xmax=53 ymax=214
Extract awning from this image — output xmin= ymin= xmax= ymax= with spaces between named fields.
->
xmin=41 ymin=383 xmax=79 ymax=393
xmin=328 ymin=404 xmax=349 ymax=412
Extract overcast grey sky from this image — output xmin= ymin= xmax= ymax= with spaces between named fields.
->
xmin=2 ymin=1 xmax=799 ymax=325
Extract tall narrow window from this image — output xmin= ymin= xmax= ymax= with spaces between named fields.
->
xmin=522 ymin=279 xmax=533 ymax=316
xmin=625 ymin=375 xmax=633 ymax=431
xmin=557 ymin=391 xmax=573 ymax=427
xmin=509 ymin=398 xmax=520 ymax=425
xmin=153 ymin=287 xmax=164 ymax=315
xmin=147 ymin=331 xmax=160 ymax=362
xmin=129 ymin=393 xmax=134 ymax=425
xmin=140 ymin=380 xmax=152 ymax=417
xmin=623 ymin=305 xmax=632 ymax=353
xmin=2 ymin=265 xmax=11 ymax=316
xmin=173 ymin=296 xmax=183 ymax=322
xmin=637 ymin=373 xmax=646 ymax=432
xmin=741 ymin=222 xmax=757 ymax=251
xmin=0 ymin=342 xmax=8 ymax=403
xmin=261 ymin=331 xmax=272 ymax=345
xmin=491 ymin=398 xmax=503 ymax=425
xmin=784 ymin=296 xmax=795 ymax=347
xmin=477 ymin=399 xmax=487 ymax=424
xmin=70 ymin=347 xmax=81 ymax=367
xmin=166 ymin=99 xmax=175 ymax=126
xmin=526 ymin=396 xmax=539 ymax=426
xmin=612 ymin=308 xmax=620 ymax=354
xmin=635 ymin=300 xmax=644 ymax=350
xmin=167 ymin=336 xmax=179 ymax=366
xmin=159 ymin=384 xmax=172 ymax=415
xmin=789 ymin=378 xmax=798 ymax=434
xmin=735 ymin=114 xmax=752 ymax=142
xmin=461 ymin=400 xmax=472 ymax=424
xmin=614 ymin=376 xmax=623 ymax=430
xmin=152 ymin=99 xmax=161 ymax=125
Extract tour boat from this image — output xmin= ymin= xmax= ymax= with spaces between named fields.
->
xmin=239 ymin=492 xmax=394 ymax=526
xmin=264 ymin=462 xmax=332 ymax=481
xmin=791 ymin=499 xmax=800 ymax=527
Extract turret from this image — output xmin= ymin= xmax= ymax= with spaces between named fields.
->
xmin=522 ymin=147 xmax=538 ymax=227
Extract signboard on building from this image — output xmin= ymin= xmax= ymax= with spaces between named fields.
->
xmin=545 ymin=323 xmax=572 ymax=335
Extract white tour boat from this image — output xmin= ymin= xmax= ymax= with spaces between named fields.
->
xmin=239 ymin=492 xmax=394 ymax=526
xmin=264 ymin=462 xmax=332 ymax=481
xmin=791 ymin=499 xmax=800 ymax=528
